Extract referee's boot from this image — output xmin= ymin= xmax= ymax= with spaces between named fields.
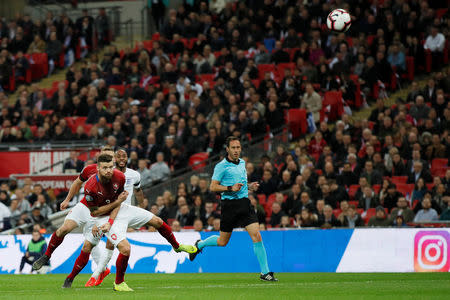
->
xmin=189 ymin=240 xmax=202 ymax=261
xmin=260 ymin=272 xmax=278 ymax=282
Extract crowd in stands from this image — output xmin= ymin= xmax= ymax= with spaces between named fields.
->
xmin=0 ymin=7 xmax=110 ymax=91
xmin=0 ymin=0 xmax=449 ymax=233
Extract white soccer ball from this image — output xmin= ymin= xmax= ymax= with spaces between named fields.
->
xmin=326 ymin=9 xmax=352 ymax=33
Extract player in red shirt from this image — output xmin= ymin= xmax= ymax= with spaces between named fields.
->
xmin=33 ymin=154 xmax=127 ymax=284
xmin=60 ymin=146 xmax=115 ymax=210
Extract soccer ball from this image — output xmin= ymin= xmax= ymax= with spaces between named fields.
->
xmin=326 ymin=9 xmax=352 ymax=32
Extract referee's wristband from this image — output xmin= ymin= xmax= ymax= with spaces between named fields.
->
xmin=227 ymin=186 xmax=232 ymax=192
xmin=108 ymin=218 xmax=114 ymax=226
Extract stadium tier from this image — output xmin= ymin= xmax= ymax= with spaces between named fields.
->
xmin=0 ymin=1 xmax=449 ymax=290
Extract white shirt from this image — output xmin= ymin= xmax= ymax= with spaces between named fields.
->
xmin=124 ymin=168 xmax=141 ymax=205
xmin=0 ymin=202 xmax=11 ymax=230
xmin=424 ymin=33 xmax=446 ymax=52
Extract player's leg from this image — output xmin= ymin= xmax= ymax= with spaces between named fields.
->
xmin=63 ymin=240 xmax=95 ymax=288
xmin=89 ymin=239 xmax=114 ymax=286
xmin=190 ymin=201 xmax=235 ymax=261
xmin=245 ymin=222 xmax=277 ymax=281
xmin=32 ymin=219 xmax=78 ymax=270
xmin=113 ymin=239 xmax=133 ymax=292
xmin=147 ymin=215 xmax=196 ymax=253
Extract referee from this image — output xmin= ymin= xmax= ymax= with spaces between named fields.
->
xmin=189 ymin=136 xmax=278 ymax=281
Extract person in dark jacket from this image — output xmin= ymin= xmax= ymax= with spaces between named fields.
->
xmin=19 ymin=230 xmax=48 ymax=273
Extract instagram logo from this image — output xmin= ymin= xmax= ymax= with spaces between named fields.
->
xmin=414 ymin=231 xmax=450 ymax=272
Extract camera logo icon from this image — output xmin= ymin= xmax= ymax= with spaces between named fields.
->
xmin=414 ymin=231 xmax=450 ymax=272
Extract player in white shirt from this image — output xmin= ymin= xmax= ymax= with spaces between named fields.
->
xmin=86 ymin=149 xmax=197 ymax=288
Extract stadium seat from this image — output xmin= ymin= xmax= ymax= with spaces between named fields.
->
xmin=348 ymin=201 xmax=359 ymax=208
xmin=332 ymin=209 xmax=342 ymax=218
xmin=287 ymin=109 xmax=307 ymax=139
xmin=372 ymin=184 xmax=381 ymax=195
xmin=39 ymin=110 xmax=54 ymax=116
xmin=396 ymin=184 xmax=414 ymax=197
xmin=431 ymin=158 xmax=448 ymax=170
xmin=363 ymin=208 xmax=377 ymax=224
xmin=405 ymin=56 xmax=414 ymax=81
xmin=277 ymin=62 xmax=295 ymax=75
xmin=348 ymin=185 xmax=360 ymax=200
xmin=189 ymin=152 xmax=209 ymax=170
xmin=257 ymin=64 xmax=276 ymax=79
xmin=320 ymin=91 xmax=343 ymax=122
xmin=391 ymin=176 xmax=408 ymax=185
xmin=435 ymin=8 xmax=448 ymax=19
xmin=251 ymin=79 xmax=260 ymax=89
xmin=110 ymin=85 xmax=125 ymax=96
xmin=425 ymin=49 xmax=432 ymax=73
xmin=257 ymin=194 xmax=267 ymax=206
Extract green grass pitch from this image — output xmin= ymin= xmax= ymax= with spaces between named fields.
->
xmin=0 ymin=273 xmax=449 ymax=299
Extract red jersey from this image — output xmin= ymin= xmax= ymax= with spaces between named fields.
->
xmin=79 ymin=163 xmax=98 ymax=182
xmin=80 ymin=169 xmax=126 ymax=216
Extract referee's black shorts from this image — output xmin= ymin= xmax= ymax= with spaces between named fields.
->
xmin=220 ymin=198 xmax=258 ymax=232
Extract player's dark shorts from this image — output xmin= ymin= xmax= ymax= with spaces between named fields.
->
xmin=220 ymin=197 xmax=258 ymax=232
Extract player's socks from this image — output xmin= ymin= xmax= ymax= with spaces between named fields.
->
xmin=253 ymin=241 xmax=270 ymax=275
xmin=45 ymin=232 xmax=64 ymax=257
xmin=115 ymin=253 xmax=129 ymax=285
xmin=157 ymin=222 xmax=179 ymax=249
xmin=92 ymin=249 xmax=113 ymax=279
xmin=67 ymin=250 xmax=90 ymax=280
xmin=90 ymin=244 xmax=103 ymax=266
xmin=197 ymin=235 xmax=219 ymax=250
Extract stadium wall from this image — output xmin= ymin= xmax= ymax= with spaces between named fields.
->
xmin=1 ymin=229 xmax=449 ymax=274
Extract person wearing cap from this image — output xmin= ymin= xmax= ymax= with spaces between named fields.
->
xmin=368 ymin=206 xmax=390 ymax=227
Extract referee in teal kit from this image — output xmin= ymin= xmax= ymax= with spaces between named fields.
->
xmin=189 ymin=136 xmax=278 ymax=281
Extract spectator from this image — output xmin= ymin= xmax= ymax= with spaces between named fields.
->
xmin=46 ymin=32 xmax=62 ymax=76
xmin=389 ymin=197 xmax=415 ymax=224
xmin=318 ymin=204 xmax=341 ymax=228
xmin=19 ymin=230 xmax=48 ymax=273
xmin=270 ymin=202 xmax=285 ymax=227
xmin=63 ymin=151 xmax=84 ymax=173
xmin=423 ymin=26 xmax=446 ymax=70
xmin=409 ymin=95 xmax=431 ymax=124
xmin=440 ymin=198 xmax=450 ymax=221
xmin=410 ymin=178 xmax=428 ymax=204
xmin=407 ymin=161 xmax=433 ymax=184
xmin=413 ymin=197 xmax=439 ymax=222
xmin=193 ymin=219 xmax=204 ymax=232
xmin=171 ymin=220 xmax=181 ymax=232
xmin=381 ymin=183 xmax=404 ymax=211
xmin=301 ymin=83 xmax=322 ymax=124
xmin=359 ymin=186 xmax=379 ymax=211
xmin=360 ymin=160 xmax=383 ymax=186
xmin=149 ymin=152 xmax=170 ymax=184
xmin=31 ymin=194 xmax=52 ymax=218
xmin=341 ymin=204 xmax=364 ymax=228
xmin=137 ymin=159 xmax=152 ymax=188
xmin=367 ymin=206 xmax=390 ymax=227
xmin=249 ymin=194 xmax=266 ymax=225
xmin=0 ymin=199 xmax=11 ymax=230
xmin=296 ymin=208 xmax=318 ymax=228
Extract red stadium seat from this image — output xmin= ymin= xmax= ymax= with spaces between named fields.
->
xmin=39 ymin=110 xmax=54 ymax=116
xmin=287 ymin=109 xmax=307 ymax=139
xmin=257 ymin=64 xmax=276 ymax=79
xmin=348 ymin=200 xmax=359 ymax=208
xmin=405 ymin=56 xmax=414 ymax=81
xmin=348 ymin=185 xmax=360 ymax=200
xmin=333 ymin=209 xmax=342 ymax=218
xmin=391 ymin=176 xmax=408 ymax=185
xmin=372 ymin=184 xmax=381 ymax=195
xmin=363 ymin=208 xmax=377 ymax=224
xmin=320 ymin=91 xmax=343 ymax=122
xmin=110 ymin=85 xmax=125 ymax=96
xmin=396 ymin=184 xmax=414 ymax=197
xmin=257 ymin=194 xmax=267 ymax=206
xmin=189 ymin=152 xmax=209 ymax=170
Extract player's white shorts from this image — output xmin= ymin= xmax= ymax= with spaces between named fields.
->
xmin=65 ymin=202 xmax=107 ymax=246
xmin=105 ymin=204 xmax=154 ymax=246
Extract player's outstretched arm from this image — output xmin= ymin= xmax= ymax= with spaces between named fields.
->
xmin=90 ymin=191 xmax=128 ymax=217
xmin=60 ymin=178 xmax=83 ymax=210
